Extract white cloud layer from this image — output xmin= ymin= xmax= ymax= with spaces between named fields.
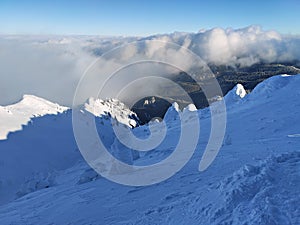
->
xmin=150 ymin=26 xmax=300 ymax=66
xmin=0 ymin=26 xmax=300 ymax=106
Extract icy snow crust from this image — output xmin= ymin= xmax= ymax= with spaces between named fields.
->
xmin=0 ymin=74 xmax=299 ymax=224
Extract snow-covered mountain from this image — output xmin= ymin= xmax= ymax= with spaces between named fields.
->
xmin=0 ymin=75 xmax=299 ymax=224
xmin=0 ymin=95 xmax=140 ymax=140
xmin=0 ymin=95 xmax=68 ymax=140
xmin=0 ymin=96 xmax=140 ymax=206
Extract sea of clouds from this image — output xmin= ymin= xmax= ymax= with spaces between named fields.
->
xmin=1 ymin=26 xmax=300 ymax=106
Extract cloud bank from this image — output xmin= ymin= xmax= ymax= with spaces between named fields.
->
xmin=147 ymin=26 xmax=300 ymax=67
xmin=0 ymin=26 xmax=300 ymax=106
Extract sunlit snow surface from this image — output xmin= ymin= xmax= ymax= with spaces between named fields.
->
xmin=0 ymin=75 xmax=299 ymax=224
xmin=0 ymin=95 xmax=68 ymax=140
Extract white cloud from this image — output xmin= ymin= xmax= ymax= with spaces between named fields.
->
xmin=0 ymin=26 xmax=300 ymax=106
xmin=0 ymin=36 xmax=98 ymax=106
xmin=152 ymin=26 xmax=299 ymax=67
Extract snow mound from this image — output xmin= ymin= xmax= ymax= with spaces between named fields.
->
xmin=250 ymin=74 xmax=293 ymax=97
xmin=224 ymin=83 xmax=247 ymax=106
xmin=84 ymin=98 xmax=139 ymax=128
xmin=206 ymin=151 xmax=300 ymax=225
xmin=183 ymin=104 xmax=197 ymax=112
xmin=235 ymin=84 xmax=247 ymax=98
xmin=0 ymin=95 xmax=68 ymax=140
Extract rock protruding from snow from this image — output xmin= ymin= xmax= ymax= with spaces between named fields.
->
xmin=84 ymin=98 xmax=139 ymax=128
xmin=0 ymin=95 xmax=69 ymax=140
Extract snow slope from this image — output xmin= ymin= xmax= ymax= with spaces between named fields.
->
xmin=0 ymin=95 xmax=68 ymax=140
xmin=0 ymin=96 xmax=140 ymax=205
xmin=0 ymin=74 xmax=299 ymax=224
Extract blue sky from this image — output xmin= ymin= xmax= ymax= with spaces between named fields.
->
xmin=0 ymin=0 xmax=299 ymax=36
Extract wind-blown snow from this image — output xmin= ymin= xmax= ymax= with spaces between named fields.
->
xmin=0 ymin=74 xmax=299 ymax=224
xmin=207 ymin=151 xmax=300 ymax=224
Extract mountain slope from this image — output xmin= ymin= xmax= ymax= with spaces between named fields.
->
xmin=0 ymin=75 xmax=299 ymax=224
xmin=0 ymin=96 xmax=139 ymax=205
xmin=0 ymin=95 xmax=68 ymax=140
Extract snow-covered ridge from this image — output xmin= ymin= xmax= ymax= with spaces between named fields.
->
xmin=1 ymin=74 xmax=295 ymax=141
xmin=0 ymin=95 xmax=69 ymax=140
xmin=0 ymin=81 xmax=254 ymax=141
xmin=84 ymin=97 xmax=139 ymax=128
xmin=0 ymin=95 xmax=141 ymax=140
xmin=0 ymin=74 xmax=300 ymax=224
xmin=250 ymin=74 xmax=292 ymax=97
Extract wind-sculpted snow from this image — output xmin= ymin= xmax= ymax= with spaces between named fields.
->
xmin=0 ymin=74 xmax=299 ymax=224
xmin=201 ymin=151 xmax=300 ymax=225
xmin=84 ymin=97 xmax=139 ymax=128
xmin=133 ymin=152 xmax=300 ymax=225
